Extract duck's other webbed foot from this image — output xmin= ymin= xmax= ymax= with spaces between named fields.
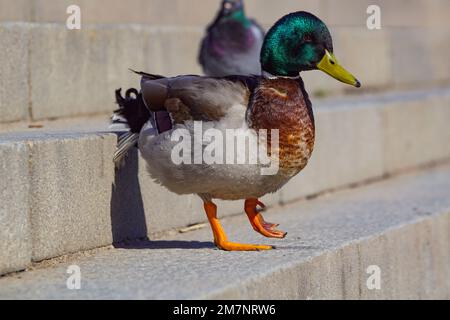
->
xmin=245 ymin=199 xmax=287 ymax=239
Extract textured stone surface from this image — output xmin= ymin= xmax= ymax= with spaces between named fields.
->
xmin=0 ymin=0 xmax=315 ymax=26
xmin=29 ymin=24 xmax=148 ymax=120
xmin=389 ymin=29 xmax=433 ymax=87
xmin=0 ymin=128 xmax=118 ymax=271
xmin=0 ymin=140 xmax=31 ymax=275
xmin=30 ymin=0 xmax=216 ymax=26
xmin=26 ymin=23 xmax=202 ymax=121
xmin=282 ymin=87 xmax=450 ymax=203
xmin=24 ymin=132 xmax=116 ymax=261
xmin=427 ymin=29 xmax=450 ymax=83
xmin=282 ymin=101 xmax=384 ymax=203
xmin=0 ymin=166 xmax=449 ymax=299
xmin=388 ymin=28 xmax=450 ymax=88
xmin=0 ymin=0 xmax=32 ymax=22
xmin=0 ymin=131 xmax=117 ymax=263
xmin=381 ymin=89 xmax=450 ymax=173
xmin=146 ymin=27 xmax=203 ymax=77
xmin=0 ymin=23 xmax=30 ymax=123
xmin=333 ymin=28 xmax=392 ymax=90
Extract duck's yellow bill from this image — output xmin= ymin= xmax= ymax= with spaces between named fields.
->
xmin=317 ymin=50 xmax=361 ymax=88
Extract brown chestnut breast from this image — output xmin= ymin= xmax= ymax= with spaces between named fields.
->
xmin=248 ymin=77 xmax=315 ymax=176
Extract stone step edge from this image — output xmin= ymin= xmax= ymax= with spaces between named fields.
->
xmin=1 ymin=161 xmax=449 ymax=280
xmin=1 ymin=86 xmax=450 ymax=275
xmin=206 ymin=211 xmax=450 ymax=299
xmin=1 ymin=164 xmax=449 ymax=299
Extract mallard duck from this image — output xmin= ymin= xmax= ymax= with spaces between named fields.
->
xmin=113 ymin=11 xmax=360 ymax=251
xmin=199 ymin=0 xmax=264 ymax=76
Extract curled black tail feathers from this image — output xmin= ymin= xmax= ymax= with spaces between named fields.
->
xmin=114 ymin=88 xmax=151 ymax=134
xmin=115 ymin=88 xmax=139 ymax=110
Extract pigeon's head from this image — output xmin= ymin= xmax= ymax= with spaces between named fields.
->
xmin=220 ymin=0 xmax=244 ymax=17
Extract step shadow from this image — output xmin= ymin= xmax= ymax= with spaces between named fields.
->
xmin=109 ymin=145 xmax=213 ymax=251
xmin=110 ymin=147 xmax=148 ymax=243
xmin=114 ymin=240 xmax=215 ymax=250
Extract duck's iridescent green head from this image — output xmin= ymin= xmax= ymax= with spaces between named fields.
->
xmin=261 ymin=11 xmax=361 ymax=87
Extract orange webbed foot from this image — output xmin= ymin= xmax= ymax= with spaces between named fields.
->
xmin=204 ymin=201 xmax=274 ymax=252
xmin=215 ymin=241 xmax=273 ymax=251
xmin=245 ymin=199 xmax=287 ymax=239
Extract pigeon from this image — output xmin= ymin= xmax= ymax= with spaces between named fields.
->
xmin=199 ymin=0 xmax=264 ymax=77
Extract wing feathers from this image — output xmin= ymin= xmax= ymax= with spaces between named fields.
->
xmin=140 ymin=75 xmax=255 ymax=123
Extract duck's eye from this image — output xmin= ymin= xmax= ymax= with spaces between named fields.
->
xmin=303 ymin=34 xmax=314 ymax=43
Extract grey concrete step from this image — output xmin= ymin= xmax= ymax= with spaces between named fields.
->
xmin=1 ymin=18 xmax=450 ymax=123
xmin=1 ymin=87 xmax=450 ymax=276
xmin=0 ymin=165 xmax=449 ymax=300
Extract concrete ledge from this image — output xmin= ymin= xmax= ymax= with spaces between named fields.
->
xmin=280 ymin=86 xmax=450 ymax=203
xmin=0 ymin=23 xmax=30 ymax=123
xmin=27 ymin=24 xmax=202 ymax=121
xmin=0 ymin=132 xmax=116 ymax=266
xmin=0 ymin=141 xmax=31 ymax=275
xmin=302 ymin=27 xmax=392 ymax=96
xmin=1 ymin=21 xmax=450 ymax=123
xmin=25 ymin=133 xmax=117 ymax=261
xmin=0 ymin=87 xmax=449 ymax=274
xmin=0 ymin=166 xmax=448 ymax=299
xmin=0 ymin=22 xmax=205 ymax=123
xmin=381 ymin=91 xmax=450 ymax=173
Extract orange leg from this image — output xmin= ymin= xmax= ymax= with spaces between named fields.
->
xmin=245 ymin=199 xmax=287 ymax=239
xmin=204 ymin=202 xmax=273 ymax=251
